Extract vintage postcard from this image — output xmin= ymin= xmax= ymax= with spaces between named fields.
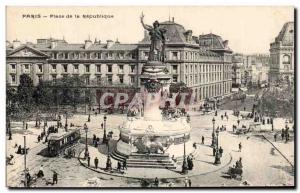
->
xmin=5 ymin=6 xmax=295 ymax=188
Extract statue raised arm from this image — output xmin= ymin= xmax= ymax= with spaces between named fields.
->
xmin=140 ymin=12 xmax=152 ymax=31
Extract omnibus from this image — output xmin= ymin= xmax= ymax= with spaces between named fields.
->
xmin=47 ymin=129 xmax=81 ymax=157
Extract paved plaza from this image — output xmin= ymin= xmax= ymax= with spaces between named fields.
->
xmin=6 ymin=102 xmax=294 ymax=187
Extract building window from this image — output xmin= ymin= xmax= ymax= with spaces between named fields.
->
xmin=283 ymin=54 xmax=291 ymax=64
xmin=24 ymin=64 xmax=29 ymax=70
xmin=172 ymin=65 xmax=178 ymax=74
xmin=85 ymin=76 xmax=90 ymax=85
xmin=171 ymin=52 xmax=178 ymax=60
xmin=108 ymin=52 xmax=113 ymax=59
xmin=130 ymin=65 xmax=135 ymax=73
xmin=97 ymin=53 xmax=101 ymax=59
xmin=74 ymin=64 xmax=79 ymax=73
xmin=97 ymin=65 xmax=101 ymax=73
xmin=64 ymin=53 xmax=68 ymax=59
xmin=144 ymin=52 xmax=149 ymax=60
xmin=37 ymin=75 xmax=42 ymax=82
xmin=107 ymin=75 xmax=112 ymax=84
xmin=38 ymin=64 xmax=43 ymax=72
xmin=11 ymin=74 xmax=16 ymax=84
xmin=51 ymin=64 xmax=56 ymax=72
xmin=172 ymin=75 xmax=178 ymax=83
xmin=97 ymin=76 xmax=101 ymax=84
xmin=130 ymin=76 xmax=135 ymax=84
xmin=119 ymin=65 xmax=124 ymax=73
xmin=85 ymin=65 xmax=90 ymax=73
xmin=11 ymin=64 xmax=16 ymax=70
xmin=119 ymin=75 xmax=124 ymax=83
xmin=63 ymin=64 xmax=68 ymax=73
xmin=107 ymin=65 xmax=112 ymax=73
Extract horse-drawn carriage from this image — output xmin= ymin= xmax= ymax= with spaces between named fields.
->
xmin=226 ymin=166 xmax=243 ymax=180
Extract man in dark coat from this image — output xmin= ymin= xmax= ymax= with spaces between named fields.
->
xmin=87 ymin=155 xmax=90 ymax=167
xmin=94 ymin=157 xmax=99 ymax=169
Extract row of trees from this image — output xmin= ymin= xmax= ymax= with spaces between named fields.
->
xmin=256 ymin=85 xmax=294 ymax=120
xmin=7 ymin=74 xmax=95 ymax=119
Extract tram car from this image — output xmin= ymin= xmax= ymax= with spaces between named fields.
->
xmin=47 ymin=129 xmax=81 ymax=157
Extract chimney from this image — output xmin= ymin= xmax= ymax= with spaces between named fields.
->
xmin=115 ymin=38 xmax=120 ymax=44
xmin=12 ymin=39 xmax=21 ymax=49
xmin=172 ymin=17 xmax=174 ymax=22
xmin=50 ymin=40 xmax=57 ymax=49
xmin=106 ymin=40 xmax=114 ymax=48
xmin=223 ymin=40 xmax=229 ymax=48
xmin=85 ymin=39 xmax=92 ymax=49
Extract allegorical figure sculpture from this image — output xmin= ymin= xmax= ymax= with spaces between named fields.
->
xmin=140 ymin=13 xmax=166 ymax=62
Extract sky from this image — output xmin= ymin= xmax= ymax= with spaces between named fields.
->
xmin=6 ymin=6 xmax=294 ymax=54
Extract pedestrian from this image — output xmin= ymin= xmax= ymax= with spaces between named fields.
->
xmin=184 ymin=177 xmax=189 ymax=187
xmin=188 ymin=178 xmax=192 ymax=187
xmin=238 ymin=142 xmax=242 ymax=152
xmin=281 ymin=129 xmax=285 ymax=140
xmin=93 ymin=134 xmax=96 ymax=145
xmin=37 ymin=135 xmax=41 ymax=143
xmin=52 ymin=171 xmax=58 ymax=185
xmin=117 ymin=161 xmax=122 ymax=172
xmin=215 ymin=110 xmax=218 ymax=116
xmin=219 ymin=146 xmax=223 ymax=157
xmin=37 ymin=165 xmax=44 ymax=177
xmin=237 ymin=119 xmax=240 ymax=126
xmin=154 ymin=177 xmax=159 ymax=187
xmin=87 ymin=155 xmax=90 ymax=167
xmin=201 ymin=136 xmax=204 ymax=144
xmin=8 ymin=131 xmax=12 ymax=140
xmin=221 ymin=115 xmax=224 ymax=120
xmin=123 ymin=160 xmax=127 ymax=170
xmin=94 ymin=157 xmax=99 ymax=169
xmin=274 ymin=133 xmax=277 ymax=142
xmin=17 ymin=145 xmax=22 ymax=154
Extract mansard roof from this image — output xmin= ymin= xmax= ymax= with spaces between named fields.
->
xmin=274 ymin=21 xmax=294 ymax=46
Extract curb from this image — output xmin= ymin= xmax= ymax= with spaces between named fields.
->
xmin=77 ymin=150 xmax=233 ymax=180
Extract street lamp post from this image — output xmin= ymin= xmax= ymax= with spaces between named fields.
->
xmin=214 ymin=130 xmax=221 ymax=165
xmin=102 ymin=115 xmax=107 ymax=144
xmin=182 ymin=134 xmax=188 ymax=174
xmin=211 ymin=118 xmax=216 ymax=147
xmin=105 ymin=133 xmax=112 ymax=171
xmin=84 ymin=123 xmax=89 ymax=158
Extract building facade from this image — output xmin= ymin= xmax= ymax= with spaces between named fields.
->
xmin=241 ymin=54 xmax=270 ymax=87
xmin=6 ymin=19 xmax=233 ymax=104
xmin=269 ymin=22 xmax=294 ymax=84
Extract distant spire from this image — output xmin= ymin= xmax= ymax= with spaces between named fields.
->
xmin=94 ymin=38 xmax=97 ymax=44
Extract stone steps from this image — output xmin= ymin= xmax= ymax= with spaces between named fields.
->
xmin=126 ymin=164 xmax=176 ymax=169
xmin=111 ymin=148 xmax=176 ymax=169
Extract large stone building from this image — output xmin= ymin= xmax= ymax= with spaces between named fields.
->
xmin=269 ymin=22 xmax=294 ymax=84
xmin=6 ymin=19 xmax=233 ymax=104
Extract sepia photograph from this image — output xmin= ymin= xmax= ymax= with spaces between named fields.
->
xmin=5 ymin=6 xmax=295 ymax=188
